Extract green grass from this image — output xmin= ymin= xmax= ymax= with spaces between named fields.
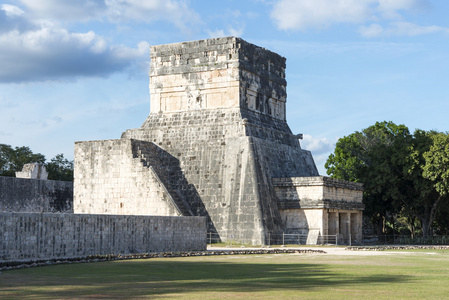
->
xmin=1 ymin=249 xmax=449 ymax=299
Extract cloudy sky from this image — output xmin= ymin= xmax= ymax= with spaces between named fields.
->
xmin=1 ymin=0 xmax=448 ymax=175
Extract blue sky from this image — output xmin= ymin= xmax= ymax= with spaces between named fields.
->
xmin=1 ymin=0 xmax=448 ymax=175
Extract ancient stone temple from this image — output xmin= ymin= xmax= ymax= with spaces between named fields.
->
xmin=74 ymin=37 xmax=363 ymax=245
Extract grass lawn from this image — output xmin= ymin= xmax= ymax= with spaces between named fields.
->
xmin=1 ymin=248 xmax=449 ymax=299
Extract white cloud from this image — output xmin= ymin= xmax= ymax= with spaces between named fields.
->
xmin=206 ymin=29 xmax=226 ymax=38
xmin=271 ymin=0 xmax=375 ymax=31
xmin=105 ymin=0 xmax=200 ymax=31
xmin=228 ymin=27 xmax=245 ymax=37
xmin=271 ymin=0 xmax=433 ymax=35
xmin=300 ymin=134 xmax=337 ymax=176
xmin=0 ymin=5 xmax=36 ymax=33
xmin=376 ymin=0 xmax=430 ymax=19
xmin=19 ymin=0 xmax=106 ymax=21
xmin=207 ymin=26 xmax=245 ymax=38
xmin=359 ymin=23 xmax=384 ymax=37
xmin=18 ymin=0 xmax=200 ymax=30
xmin=360 ymin=21 xmax=449 ymax=37
xmin=0 ymin=0 xmax=165 ymax=83
xmin=0 ymin=24 xmax=149 ymax=83
xmin=1 ymin=4 xmax=25 ymax=17
xmin=301 ymin=134 xmax=335 ymax=154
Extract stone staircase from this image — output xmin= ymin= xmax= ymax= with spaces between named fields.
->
xmin=131 ymin=139 xmax=193 ymax=216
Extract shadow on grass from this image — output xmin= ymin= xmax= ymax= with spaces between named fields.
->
xmin=0 ymin=259 xmax=410 ymax=298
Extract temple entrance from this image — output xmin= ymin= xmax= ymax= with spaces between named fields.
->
xmin=327 ymin=210 xmax=362 ymax=245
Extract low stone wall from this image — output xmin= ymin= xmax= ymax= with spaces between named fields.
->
xmin=0 ymin=248 xmax=326 ymax=271
xmin=0 ymin=212 xmax=206 ymax=261
xmin=0 ymin=176 xmax=73 ymax=213
xmin=346 ymin=245 xmax=449 ymax=251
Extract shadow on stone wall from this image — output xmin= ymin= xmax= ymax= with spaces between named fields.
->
xmin=132 ymin=140 xmax=219 ymax=235
xmin=0 ymin=177 xmax=73 ymax=213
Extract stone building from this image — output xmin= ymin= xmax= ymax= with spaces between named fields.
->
xmin=74 ymin=37 xmax=363 ymax=245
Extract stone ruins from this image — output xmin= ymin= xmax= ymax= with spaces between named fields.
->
xmin=15 ymin=163 xmax=48 ymax=180
xmin=74 ymin=37 xmax=364 ymax=245
xmin=1 ymin=164 xmax=205 ymax=261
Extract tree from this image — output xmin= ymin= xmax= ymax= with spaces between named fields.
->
xmin=422 ymin=132 xmax=449 ymax=234
xmin=325 ymin=122 xmax=449 ymax=236
xmin=325 ymin=134 xmax=365 ymax=182
xmin=0 ymin=144 xmax=73 ymax=182
xmin=399 ymin=129 xmax=439 ymax=236
xmin=45 ymin=154 xmax=74 ymax=182
xmin=325 ymin=121 xmax=410 ymax=234
xmin=0 ymin=144 xmax=45 ymax=177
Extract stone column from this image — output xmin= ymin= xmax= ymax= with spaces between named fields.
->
xmin=351 ymin=211 xmax=362 ymax=243
xmin=339 ymin=212 xmax=350 ymax=244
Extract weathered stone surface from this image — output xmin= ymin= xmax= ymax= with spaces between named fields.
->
xmin=74 ymin=139 xmax=186 ymax=216
xmin=0 ymin=212 xmax=206 ymax=261
xmin=15 ymin=163 xmax=48 ymax=180
xmin=273 ymin=176 xmax=364 ymax=209
xmin=74 ymin=37 xmax=362 ymax=245
xmin=273 ymin=176 xmax=364 ymax=243
xmin=148 ymin=37 xmax=286 ymax=119
xmin=74 ymin=37 xmax=319 ymax=245
xmin=0 ymin=176 xmax=73 ymax=213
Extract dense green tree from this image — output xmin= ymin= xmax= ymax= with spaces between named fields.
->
xmin=433 ymin=199 xmax=449 ymax=235
xmin=421 ymin=132 xmax=449 ymax=234
xmin=325 ymin=122 xmax=449 ymax=236
xmin=325 ymin=121 xmax=410 ymax=234
xmin=423 ymin=132 xmax=449 ymax=196
xmin=45 ymin=154 xmax=74 ymax=181
xmin=0 ymin=144 xmax=45 ymax=177
xmin=399 ymin=130 xmax=440 ymax=236
xmin=0 ymin=144 xmax=73 ymax=181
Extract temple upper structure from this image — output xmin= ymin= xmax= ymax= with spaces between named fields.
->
xmin=74 ymin=37 xmax=363 ymax=245
xmin=149 ymin=37 xmax=286 ymax=119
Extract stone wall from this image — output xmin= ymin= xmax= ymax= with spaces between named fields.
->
xmin=273 ymin=176 xmax=364 ymax=243
xmin=149 ymin=37 xmax=286 ymax=120
xmin=74 ymin=139 xmax=186 ymax=216
xmin=0 ymin=176 xmax=73 ymax=213
xmin=273 ymin=176 xmax=364 ymax=209
xmin=0 ymin=212 xmax=206 ymax=261
xmin=281 ymin=209 xmax=325 ymax=235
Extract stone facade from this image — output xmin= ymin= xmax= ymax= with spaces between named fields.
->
xmin=148 ymin=37 xmax=287 ymax=120
xmin=273 ymin=177 xmax=364 ymax=244
xmin=0 ymin=176 xmax=73 ymax=213
xmin=1 ymin=159 xmax=206 ymax=262
xmin=0 ymin=212 xmax=206 ymax=261
xmin=74 ymin=139 xmax=187 ymax=216
xmin=74 ymin=37 xmax=363 ymax=245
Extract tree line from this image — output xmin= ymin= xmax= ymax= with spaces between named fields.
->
xmin=325 ymin=121 xmax=449 ymax=237
xmin=0 ymin=144 xmax=73 ymax=182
